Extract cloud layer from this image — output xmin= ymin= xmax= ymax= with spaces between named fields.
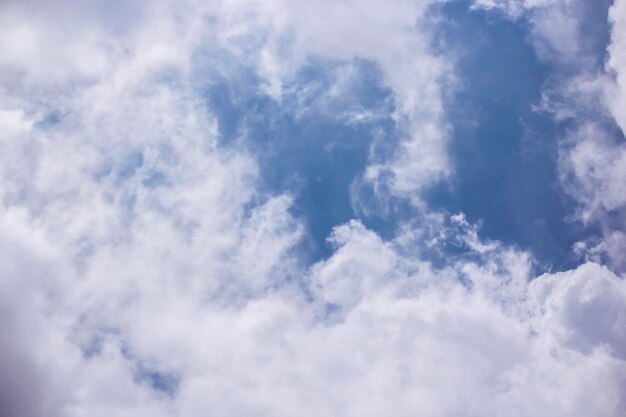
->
xmin=0 ymin=1 xmax=625 ymax=416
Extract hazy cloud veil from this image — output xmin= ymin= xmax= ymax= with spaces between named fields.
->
xmin=0 ymin=1 xmax=625 ymax=416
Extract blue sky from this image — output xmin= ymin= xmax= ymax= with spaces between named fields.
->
xmin=430 ymin=0 xmax=589 ymax=270
xmin=197 ymin=0 xmax=613 ymax=271
xmin=1 ymin=1 xmax=626 ymax=416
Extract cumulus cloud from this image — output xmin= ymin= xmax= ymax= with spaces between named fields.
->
xmin=4 ymin=208 xmax=626 ymax=416
xmin=1 ymin=1 xmax=625 ymax=416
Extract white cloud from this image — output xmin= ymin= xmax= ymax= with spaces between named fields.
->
xmin=559 ymin=123 xmax=626 ymax=220
xmin=5 ymin=208 xmax=626 ymax=416
xmin=1 ymin=1 xmax=625 ymax=416
xmin=121 ymin=222 xmax=626 ymax=417
xmin=530 ymin=262 xmax=626 ymax=359
xmin=0 ymin=211 xmax=66 ymax=417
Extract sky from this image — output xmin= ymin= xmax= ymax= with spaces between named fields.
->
xmin=0 ymin=0 xmax=625 ymax=416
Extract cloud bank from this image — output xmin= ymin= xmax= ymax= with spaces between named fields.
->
xmin=0 ymin=1 xmax=625 ymax=416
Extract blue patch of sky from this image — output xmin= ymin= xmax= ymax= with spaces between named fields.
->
xmin=134 ymin=365 xmax=180 ymax=397
xmin=35 ymin=111 xmax=63 ymax=129
xmin=142 ymin=169 xmax=169 ymax=188
xmin=202 ymin=58 xmax=397 ymax=260
xmin=74 ymin=324 xmax=180 ymax=396
xmin=116 ymin=151 xmax=145 ymax=182
xmin=117 ymin=345 xmax=180 ymax=396
xmin=576 ymin=0 xmax=614 ymax=70
xmin=423 ymin=0 xmax=613 ymax=272
xmin=196 ymin=0 xmax=616 ymax=271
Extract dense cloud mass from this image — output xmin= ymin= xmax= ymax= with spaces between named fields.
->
xmin=0 ymin=1 xmax=625 ymax=416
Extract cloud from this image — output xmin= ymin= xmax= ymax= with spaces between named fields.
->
xmin=7 ymin=208 xmax=623 ymax=416
xmin=0 ymin=1 xmax=625 ymax=416
xmin=0 ymin=211 xmax=67 ymax=417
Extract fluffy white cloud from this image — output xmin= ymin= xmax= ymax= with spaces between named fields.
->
xmin=1 ymin=1 xmax=625 ymax=416
xmin=558 ymin=123 xmax=626 ymax=219
xmin=8 ymin=212 xmax=626 ymax=416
